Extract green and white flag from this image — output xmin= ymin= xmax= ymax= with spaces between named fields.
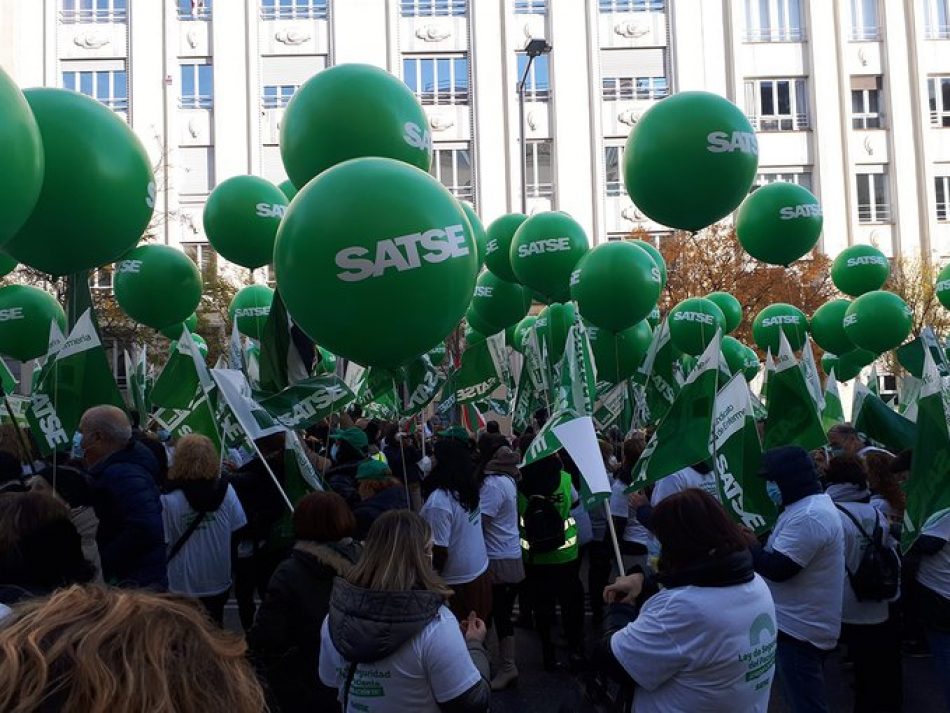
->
xmin=0 ymin=394 xmax=30 ymax=427
xmin=762 ymin=332 xmax=826 ymax=451
xmin=899 ymin=375 xmax=922 ymax=422
xmin=711 ymin=374 xmax=778 ymax=535
xmin=258 ymin=289 xmax=311 ymax=396
xmin=629 ymin=331 xmax=720 ymax=492
xmin=363 ymin=388 xmax=399 ymax=420
xmin=356 ymin=367 xmax=395 ymax=406
xmin=453 ymin=341 xmax=501 ymax=405
xmin=895 ymin=327 xmax=949 ymax=379
xmin=228 ymin=319 xmax=244 ymax=373
xmin=245 ymin=342 xmax=261 ymax=390
xmin=511 ymin=365 xmax=540 ymax=434
xmin=397 ymin=354 xmax=444 ymax=417
xmin=124 ymin=346 xmax=148 ymax=418
xmin=150 ymin=329 xmax=205 ymax=410
xmin=31 ymin=321 xmax=67 ymax=392
xmin=27 ymin=309 xmax=125 ymax=456
xmin=257 ymin=374 xmax=355 ymax=430
xmin=153 ymin=388 xmax=222 ymax=451
xmin=636 ymin=318 xmax=679 ymax=425
xmin=821 ymin=368 xmax=845 ymax=431
xmin=902 ymin=348 xmax=950 ymax=551
xmin=867 ymin=363 xmax=880 ymax=397
xmin=485 ymin=331 xmax=513 ymax=392
xmin=760 ymin=349 xmax=775 ymax=405
xmin=852 ymin=382 xmax=916 ymax=454
xmin=0 ymin=357 xmax=18 ymax=397
xmin=523 ymin=325 xmax=550 ymax=403
xmin=799 ymin=334 xmax=824 ymax=412
xmin=554 ymin=414 xmax=612 ymax=509
xmin=593 ymin=380 xmax=628 ymax=431
xmin=211 ymin=368 xmax=284 ymax=442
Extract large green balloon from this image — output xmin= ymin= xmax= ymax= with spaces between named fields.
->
xmin=831 ymin=245 xmax=890 ymax=297
xmin=741 ymin=345 xmax=761 ymax=382
xmin=280 ymin=64 xmax=431 ymax=188
xmin=512 ymin=315 xmax=536 ymax=354
xmin=721 ymin=337 xmax=761 ymax=383
xmin=510 ymin=212 xmax=589 ymax=303
xmin=159 ymin=312 xmax=198 ymax=340
xmin=465 ymin=326 xmax=486 ymax=347
xmin=824 ymin=348 xmax=875 ymax=382
xmin=588 ymin=320 xmax=652 ymax=384
xmin=0 ymin=253 xmax=18 ymax=279
xmin=274 ymin=157 xmax=477 ymax=369
xmin=466 ymin=306 xmax=498 ymax=337
xmin=484 ymin=213 xmax=527 ymax=283
xmin=114 ymin=245 xmax=202 ymax=330
xmin=843 ymin=290 xmax=912 ymax=354
xmin=5 ymin=89 xmax=154 ymax=276
xmin=0 ymin=285 xmax=66 ymax=361
xmin=706 ymin=292 xmax=742 ymax=334
xmin=536 ymin=302 xmax=575 ymax=364
xmin=459 ymin=202 xmax=487 ymax=270
xmin=571 ymin=242 xmax=661 ymax=333
xmin=203 ymin=176 xmax=288 ymax=269
xmin=623 ymin=91 xmax=758 ymax=231
xmin=752 ymin=303 xmax=808 ymax=353
xmin=229 ymin=284 xmax=274 ymax=341
xmin=668 ymin=297 xmax=725 ymax=356
xmin=629 ymin=239 xmax=667 ymax=289
xmin=470 ymin=271 xmax=532 ymax=332
xmin=736 ymin=182 xmax=822 ymax=266
xmin=0 ymin=67 xmax=43 ymax=247
xmin=936 ymin=263 xmax=950 ymax=309
xmin=809 ymin=299 xmax=853 ymax=356
xmin=647 ymin=305 xmax=661 ymax=329
xmin=278 ymin=179 xmax=298 ymax=202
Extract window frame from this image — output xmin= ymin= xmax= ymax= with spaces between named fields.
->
xmin=180 ymin=62 xmax=214 ymax=109
xmin=60 ymin=0 xmax=128 ymax=23
xmin=743 ymin=0 xmax=804 ymax=42
xmin=262 ymin=84 xmax=298 ymax=109
xmin=851 ymin=77 xmax=883 ymax=129
xmin=399 ymin=0 xmax=467 ymax=17
xmin=602 ymin=75 xmax=669 ymax=101
xmin=403 ymin=55 xmax=470 ymax=106
xmin=430 ymin=143 xmax=474 ymax=202
xmin=936 ymin=175 xmax=950 ymax=222
xmin=525 ymin=139 xmax=554 ymax=199
xmin=928 ymin=77 xmax=950 ymax=127
xmin=924 ymin=0 xmax=950 ymax=40
xmin=260 ymin=0 xmax=329 ymax=20
xmin=754 ymin=171 xmax=814 ymax=193
xmin=604 ymin=144 xmax=625 ymax=198
xmin=514 ymin=0 xmax=547 ymax=14
xmin=62 ymin=68 xmax=129 ymax=113
xmin=597 ymin=0 xmax=665 ymax=12
xmin=849 ymin=0 xmax=879 ymax=40
xmin=745 ymin=77 xmax=809 ymax=131
xmin=89 ymin=265 xmax=114 ymax=292
xmin=516 ymin=53 xmax=551 ymax=102
xmin=177 ymin=0 xmax=212 ymax=20
xmin=855 ymin=170 xmax=891 ymax=224
xmin=182 ymin=241 xmax=219 ymax=282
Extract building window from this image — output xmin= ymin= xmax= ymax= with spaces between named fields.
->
xmin=178 ymin=0 xmax=211 ymax=20
xmin=856 ymin=171 xmax=890 ymax=223
xmin=937 ymin=175 xmax=950 ymax=221
xmin=260 ymin=0 xmax=329 ymax=20
xmin=183 ymin=242 xmax=218 ymax=282
xmin=525 ymin=140 xmax=553 ymax=199
xmin=744 ymin=78 xmax=809 ymax=131
xmin=89 ymin=266 xmax=113 ymax=291
xmin=743 ymin=0 xmax=803 ymax=42
xmin=602 ymin=75 xmax=669 ymax=101
xmin=399 ymin=0 xmax=466 ymax=17
xmin=262 ymin=84 xmax=297 ymax=108
xmin=516 ymin=54 xmax=550 ymax=101
xmin=604 ymin=145 xmax=625 ymax=197
xmin=180 ymin=63 xmax=213 ymax=109
xmin=851 ymin=76 xmax=883 ymax=129
xmin=849 ymin=0 xmax=878 ymax=40
xmin=403 ymin=56 xmax=469 ymax=105
xmin=514 ymin=0 xmax=546 ymax=14
xmin=62 ymin=69 xmax=128 ymax=112
xmin=755 ymin=171 xmax=814 ymax=192
xmin=60 ymin=0 xmax=127 ymax=23
xmin=598 ymin=0 xmax=665 ymax=11
xmin=924 ymin=0 xmax=950 ymax=39
xmin=431 ymin=144 xmax=473 ymax=202
xmin=179 ymin=147 xmax=215 ymax=195
xmin=928 ymin=77 xmax=950 ymax=127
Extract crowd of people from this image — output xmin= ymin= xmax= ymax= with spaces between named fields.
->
xmin=0 ymin=404 xmax=948 ymax=712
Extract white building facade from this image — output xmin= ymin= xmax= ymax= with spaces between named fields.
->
xmin=1 ymin=0 xmax=950 ymax=282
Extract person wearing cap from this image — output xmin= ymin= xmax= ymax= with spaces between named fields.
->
xmin=752 ymin=445 xmax=844 ymax=713
xmin=353 ymin=459 xmax=409 ymax=540
xmin=325 ymin=427 xmax=370 ymax=509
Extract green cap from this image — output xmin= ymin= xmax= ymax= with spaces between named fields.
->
xmin=439 ymin=426 xmax=470 ymax=443
xmin=356 ymin=459 xmax=392 ymax=481
xmin=331 ymin=427 xmax=369 ymax=453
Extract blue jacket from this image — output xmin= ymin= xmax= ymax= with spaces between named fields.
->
xmin=90 ymin=441 xmax=167 ymax=589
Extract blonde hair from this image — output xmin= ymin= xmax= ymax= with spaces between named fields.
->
xmin=348 ymin=510 xmax=451 ymax=598
xmin=0 ymin=585 xmax=267 ymax=713
xmin=167 ymin=434 xmax=220 ymax=482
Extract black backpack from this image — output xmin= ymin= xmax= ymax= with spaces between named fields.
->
xmin=523 ymin=493 xmax=565 ymax=554
xmin=835 ymin=504 xmax=901 ymax=602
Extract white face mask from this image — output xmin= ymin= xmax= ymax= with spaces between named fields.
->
xmin=766 ymin=481 xmax=783 ymax=507
xmin=417 ymin=455 xmax=432 ymax=476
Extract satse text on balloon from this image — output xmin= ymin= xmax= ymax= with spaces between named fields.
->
xmin=335 ymin=224 xmax=470 ymax=282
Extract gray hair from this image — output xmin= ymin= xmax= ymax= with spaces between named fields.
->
xmin=80 ymin=405 xmax=132 ymax=446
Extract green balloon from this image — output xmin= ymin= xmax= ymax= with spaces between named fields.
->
xmin=470 ymin=271 xmax=532 ymax=332
xmin=465 ymin=326 xmax=486 ymax=347
xmin=459 ymin=202 xmax=487 ymax=270
xmin=0 ymin=67 xmax=43 ymax=247
xmin=536 ymin=302 xmax=575 ymax=364
xmin=647 ymin=305 xmax=661 ymax=329
xmin=428 ymin=341 xmax=447 ymax=367
xmin=825 ymin=348 xmax=875 ymax=382
xmin=706 ymin=292 xmax=742 ymax=334
xmin=278 ymin=179 xmax=298 ymax=202
xmin=170 ymin=332 xmax=208 ymax=359
xmin=623 ymin=91 xmax=758 ymax=231
xmin=159 ymin=312 xmax=198 ymax=340
xmin=843 ymin=290 xmax=912 ymax=354
xmin=628 ymin=239 xmax=667 ymax=289
xmin=0 ymin=285 xmax=66 ymax=361
xmin=466 ymin=305 xmax=499 ymax=337
xmin=571 ymin=242 xmax=661 ymax=332
xmin=668 ymin=297 xmax=725 ymax=356
xmin=936 ymin=263 xmax=950 ymax=309
xmin=831 ymin=245 xmax=890 ymax=297
xmin=114 ymin=245 xmax=202 ymax=330
xmin=809 ymin=299 xmax=854 ymax=356
xmin=5 ymin=89 xmax=154 ymax=276
xmin=274 ymin=157 xmax=477 ymax=369
xmin=0 ymin=253 xmax=18 ymax=278
xmin=484 ymin=213 xmax=527 ymax=283
xmin=512 ymin=315 xmax=537 ymax=354
xmin=741 ymin=346 xmax=761 ymax=382
xmin=229 ymin=284 xmax=274 ymax=341
xmin=752 ymin=303 xmax=808 ymax=353
xmin=510 ymin=212 xmax=589 ymax=303
xmin=588 ymin=320 xmax=652 ymax=384
xmin=722 ymin=335 xmax=748 ymax=376
xmin=736 ymin=182 xmax=822 ymax=266
xmin=280 ymin=64 xmax=431 ymax=188
xmin=821 ymin=353 xmax=838 ymax=378
xmin=204 ymin=176 xmax=288 ymax=269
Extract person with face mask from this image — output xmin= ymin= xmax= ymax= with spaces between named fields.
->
xmin=752 ymin=446 xmax=845 ymax=713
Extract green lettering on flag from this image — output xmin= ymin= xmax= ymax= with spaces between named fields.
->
xmin=396 ymin=354 xmax=444 ymax=417
xmin=762 ymin=333 xmax=826 ymax=451
xmin=153 ymin=388 xmax=222 ymax=452
xmin=257 ymin=374 xmax=355 ymax=430
xmin=821 ymin=368 xmax=845 ymax=431
xmin=594 ymin=380 xmax=628 ymax=431
xmin=852 ymin=382 xmax=916 ymax=454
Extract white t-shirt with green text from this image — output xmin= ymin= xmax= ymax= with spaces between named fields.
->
xmin=420 ymin=489 xmax=489 ymax=585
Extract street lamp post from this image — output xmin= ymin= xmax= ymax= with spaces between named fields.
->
xmin=518 ymin=38 xmax=552 ymax=215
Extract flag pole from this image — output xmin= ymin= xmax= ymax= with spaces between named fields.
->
xmin=603 ymin=499 xmax=626 ymax=577
xmin=1 ymin=390 xmax=35 ymax=476
xmin=250 ymin=436 xmax=294 ymax=513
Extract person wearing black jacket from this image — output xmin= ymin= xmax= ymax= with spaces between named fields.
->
xmin=352 ymin=459 xmax=409 ymax=539
xmin=249 ymin=492 xmax=362 ymax=713
xmin=325 ymin=427 xmax=370 ymax=507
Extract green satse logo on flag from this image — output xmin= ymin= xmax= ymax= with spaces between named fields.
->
xmin=257 ymin=374 xmax=355 ymax=430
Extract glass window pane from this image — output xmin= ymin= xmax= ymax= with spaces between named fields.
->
xmin=181 ymin=65 xmax=194 ymax=97
xmin=930 ymin=79 xmax=938 ymax=113
xmin=457 ymin=149 xmax=472 ymax=187
xmin=777 ymin=81 xmax=791 ymax=114
xmin=758 ymin=0 xmax=770 ymax=32
xmin=760 ymin=82 xmax=774 ymax=114
xmin=96 ymin=72 xmax=109 ymax=100
xmin=436 ymin=58 xmax=450 ymax=94
xmin=438 ymin=150 xmax=453 ymax=182
xmin=535 ymin=56 xmax=549 ymax=91
xmin=537 ymin=142 xmax=552 ymax=183
xmin=420 ymin=60 xmax=434 ymax=95
xmin=403 ymin=59 xmax=416 ymax=91
xmin=787 ymin=0 xmax=801 ymax=31
xmin=199 ymin=65 xmax=212 ymax=95
xmin=851 ymin=90 xmax=863 ymax=114
xmin=857 ymin=174 xmax=870 ymax=206
xmin=115 ymin=70 xmax=127 ymax=99
xmin=873 ymin=174 xmax=886 ymax=208
xmin=80 ymin=72 xmax=93 ymax=96
xmin=454 ymin=58 xmax=467 ymax=94
xmin=867 ymin=89 xmax=879 ymax=113
xmin=63 ymin=72 xmax=75 ymax=90
xmin=943 ymin=78 xmax=950 ymax=111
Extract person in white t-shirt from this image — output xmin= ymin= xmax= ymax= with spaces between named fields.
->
xmin=753 ymin=445 xmax=844 ymax=713
xmin=596 ymin=488 xmax=776 ymax=713
xmin=161 ymin=434 xmax=246 ymax=626
xmin=650 ymin=462 xmax=721 ymax=507
xmin=420 ymin=431 xmax=490 ymax=623
xmin=319 ymin=510 xmax=490 ymax=713
xmin=825 ymin=454 xmax=902 ymax=713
